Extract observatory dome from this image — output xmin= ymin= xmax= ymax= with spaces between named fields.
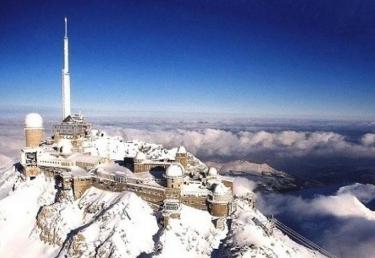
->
xmin=166 ymin=163 xmax=184 ymax=177
xmin=208 ymin=167 xmax=218 ymax=177
xmin=213 ymin=183 xmax=230 ymax=196
xmin=25 ymin=113 xmax=43 ymax=128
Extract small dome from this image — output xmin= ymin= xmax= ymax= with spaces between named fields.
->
xmin=213 ymin=183 xmax=229 ymax=195
xmin=166 ymin=163 xmax=184 ymax=177
xmin=25 ymin=113 xmax=43 ymax=128
xmin=135 ymin=151 xmax=146 ymax=161
xmin=177 ymin=146 xmax=187 ymax=154
xmin=208 ymin=167 xmax=218 ymax=177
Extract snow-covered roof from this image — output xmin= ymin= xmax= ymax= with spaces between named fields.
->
xmin=70 ymin=166 xmax=91 ymax=177
xmin=58 ymin=139 xmax=73 ymax=155
xmin=67 ymin=153 xmax=105 ymax=164
xmin=135 ymin=151 xmax=146 ymax=161
xmin=166 ymin=164 xmax=184 ymax=177
xmin=208 ymin=167 xmax=218 ymax=177
xmin=181 ymin=183 xmax=209 ymax=197
xmin=177 ymin=146 xmax=187 ymax=154
xmin=95 ymin=163 xmax=133 ymax=177
xmin=25 ymin=113 xmax=43 ymax=129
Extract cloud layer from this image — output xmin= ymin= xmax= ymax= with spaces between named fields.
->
xmin=103 ymin=127 xmax=375 ymax=159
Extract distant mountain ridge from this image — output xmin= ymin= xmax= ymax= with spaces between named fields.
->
xmin=207 ymin=160 xmax=298 ymax=192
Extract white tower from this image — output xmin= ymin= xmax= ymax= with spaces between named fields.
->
xmin=62 ymin=17 xmax=71 ymax=119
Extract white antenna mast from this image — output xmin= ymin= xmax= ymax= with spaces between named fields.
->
xmin=62 ymin=17 xmax=71 ymax=119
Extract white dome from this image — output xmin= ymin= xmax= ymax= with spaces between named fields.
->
xmin=135 ymin=151 xmax=146 ymax=161
xmin=25 ymin=113 xmax=43 ymax=128
xmin=166 ymin=163 xmax=184 ymax=177
xmin=208 ymin=167 xmax=218 ymax=177
xmin=177 ymin=146 xmax=187 ymax=154
xmin=213 ymin=183 xmax=229 ymax=195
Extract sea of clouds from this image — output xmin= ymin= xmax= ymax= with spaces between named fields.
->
xmin=110 ymin=127 xmax=375 ymax=159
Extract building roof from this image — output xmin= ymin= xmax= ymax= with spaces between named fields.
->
xmin=181 ymin=183 xmax=209 ymax=196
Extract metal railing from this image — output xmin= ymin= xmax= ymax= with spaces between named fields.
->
xmin=269 ymin=216 xmax=338 ymax=258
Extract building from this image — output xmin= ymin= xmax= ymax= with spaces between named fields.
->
xmin=19 ymin=17 xmax=235 ymax=229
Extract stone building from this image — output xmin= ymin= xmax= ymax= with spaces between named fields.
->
xmin=20 ymin=112 xmax=236 ymax=227
xmin=53 ymin=114 xmax=91 ymax=152
xmin=162 ymin=199 xmax=181 ymax=227
xmin=125 ymin=152 xmax=170 ymax=173
xmin=207 ymin=183 xmax=233 ymax=217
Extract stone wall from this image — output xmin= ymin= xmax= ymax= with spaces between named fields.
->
xmin=181 ymin=195 xmax=207 ymax=210
xmin=92 ymin=178 xmax=166 ymax=205
xmin=175 ymin=153 xmax=188 ymax=168
xmin=73 ymin=177 xmax=93 ymax=199
xmin=133 ymin=163 xmax=168 ymax=173
xmin=207 ymin=202 xmax=231 ymax=217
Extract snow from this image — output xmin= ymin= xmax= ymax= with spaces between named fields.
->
xmin=57 ymin=138 xmax=73 ymax=155
xmin=182 ymin=183 xmax=209 ymax=196
xmin=2 ymin=118 xmax=329 ymax=258
xmin=166 ymin=164 xmax=184 ymax=177
xmin=135 ymin=151 xmax=146 ymax=160
xmin=177 ymin=146 xmax=187 ymax=154
xmin=208 ymin=167 xmax=218 ymax=177
xmin=226 ymin=198 xmax=326 ymax=258
xmin=156 ymin=205 xmax=227 ymax=257
xmin=58 ymin=187 xmax=159 ymax=257
xmin=25 ymin=113 xmax=43 ymax=129
xmin=0 ymin=155 xmax=16 ymax=199
xmin=95 ymin=163 xmax=133 ymax=177
xmin=70 ymin=166 xmax=90 ymax=177
xmin=213 ymin=183 xmax=229 ymax=195
xmin=0 ymin=175 xmax=59 ymax=258
xmin=211 ymin=160 xmax=297 ymax=192
xmin=67 ymin=153 xmax=104 ymax=164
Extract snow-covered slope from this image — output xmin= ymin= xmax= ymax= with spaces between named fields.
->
xmin=0 ymin=148 xmax=326 ymax=258
xmin=0 ymin=154 xmax=17 ymax=199
xmin=156 ymin=205 xmax=227 ymax=257
xmin=219 ymin=197 xmax=325 ymax=258
xmin=56 ymin=188 xmax=159 ymax=258
xmin=0 ymin=174 xmax=59 ymax=258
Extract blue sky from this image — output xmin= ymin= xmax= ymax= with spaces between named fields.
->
xmin=1 ymin=0 xmax=375 ymax=120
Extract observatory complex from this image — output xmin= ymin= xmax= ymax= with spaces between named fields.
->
xmin=20 ymin=18 xmax=234 ymax=227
